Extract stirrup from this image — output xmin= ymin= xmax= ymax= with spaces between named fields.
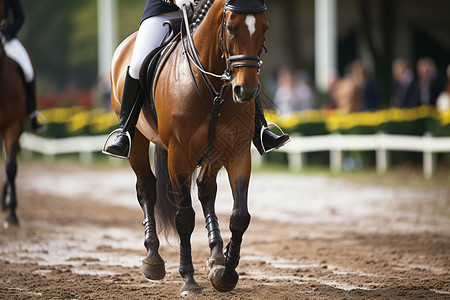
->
xmin=31 ymin=111 xmax=48 ymax=134
xmin=102 ymin=129 xmax=132 ymax=159
xmin=259 ymin=122 xmax=290 ymax=154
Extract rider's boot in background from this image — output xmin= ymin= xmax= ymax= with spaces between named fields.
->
xmin=25 ymin=79 xmax=45 ymax=133
xmin=103 ymin=67 xmax=144 ymax=159
xmin=252 ymin=95 xmax=290 ymax=155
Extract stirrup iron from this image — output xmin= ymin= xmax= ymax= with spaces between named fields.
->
xmin=259 ymin=122 xmax=290 ymax=154
xmin=102 ymin=129 xmax=132 ymax=159
xmin=31 ymin=111 xmax=48 ymax=134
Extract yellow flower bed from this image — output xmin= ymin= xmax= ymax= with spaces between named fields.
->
xmin=268 ymin=105 xmax=443 ymax=132
xmin=40 ymin=105 xmax=449 ymax=136
xmin=41 ymin=106 xmax=118 ymax=135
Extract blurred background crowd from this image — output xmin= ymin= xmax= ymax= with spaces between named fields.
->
xmin=274 ymin=56 xmax=450 ymax=115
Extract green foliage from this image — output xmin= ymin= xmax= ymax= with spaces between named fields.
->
xmin=19 ymin=0 xmax=143 ymax=92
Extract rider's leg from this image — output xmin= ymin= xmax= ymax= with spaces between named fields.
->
xmin=252 ymin=94 xmax=290 ymax=155
xmin=104 ymin=10 xmax=183 ymax=159
xmin=4 ymin=38 xmax=44 ymax=132
xmin=24 ymin=78 xmax=44 ymax=132
xmin=103 ymin=68 xmax=144 ymax=158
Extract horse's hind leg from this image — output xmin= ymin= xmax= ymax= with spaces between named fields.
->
xmin=2 ymin=138 xmax=19 ymax=228
xmin=128 ymin=130 xmax=165 ymax=280
xmin=196 ymin=165 xmax=225 ymax=276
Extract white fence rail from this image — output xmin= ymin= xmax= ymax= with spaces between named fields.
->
xmin=19 ymin=133 xmax=109 ymax=164
xmin=18 ymin=132 xmax=450 ymax=178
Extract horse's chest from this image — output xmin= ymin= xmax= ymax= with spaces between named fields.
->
xmin=213 ymin=117 xmax=253 ymax=156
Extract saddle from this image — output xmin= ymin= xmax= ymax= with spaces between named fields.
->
xmin=138 ymin=18 xmax=182 ymax=126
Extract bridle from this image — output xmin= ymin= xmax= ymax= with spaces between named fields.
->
xmin=180 ymin=0 xmax=267 ymax=165
xmin=220 ymin=0 xmax=266 ymax=78
xmin=181 ymin=1 xmax=266 ymax=105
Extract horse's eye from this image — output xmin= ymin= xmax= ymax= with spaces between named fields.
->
xmin=226 ymin=25 xmax=234 ymax=36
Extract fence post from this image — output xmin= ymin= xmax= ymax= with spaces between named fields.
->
xmin=330 ymin=133 xmax=342 ymax=173
xmin=80 ymin=151 xmax=93 ymax=165
xmin=423 ymin=132 xmax=436 ymax=179
xmin=251 ymin=148 xmax=262 ymax=168
xmin=288 ymin=152 xmax=303 ymax=172
xmin=376 ymin=132 xmax=389 ymax=174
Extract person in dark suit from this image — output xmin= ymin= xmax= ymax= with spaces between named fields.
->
xmin=407 ymin=57 xmax=446 ymax=107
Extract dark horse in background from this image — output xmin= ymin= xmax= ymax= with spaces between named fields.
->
xmin=0 ymin=0 xmax=28 ymax=228
xmin=109 ymin=0 xmax=269 ymax=295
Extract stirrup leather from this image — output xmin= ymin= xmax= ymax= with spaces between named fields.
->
xmin=102 ymin=129 xmax=132 ymax=159
xmin=259 ymin=122 xmax=290 ymax=154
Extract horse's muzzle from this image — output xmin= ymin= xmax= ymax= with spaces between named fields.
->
xmin=232 ymin=84 xmax=260 ymax=103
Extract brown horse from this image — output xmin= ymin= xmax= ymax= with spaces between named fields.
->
xmin=110 ymin=0 xmax=268 ymax=295
xmin=0 ymin=0 xmax=28 ymax=228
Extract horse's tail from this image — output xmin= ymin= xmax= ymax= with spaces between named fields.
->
xmin=154 ymin=146 xmax=177 ymax=239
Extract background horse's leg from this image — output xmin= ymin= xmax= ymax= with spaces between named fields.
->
xmin=128 ymin=130 xmax=165 ymax=280
xmin=196 ymin=164 xmax=225 ymax=273
xmin=1 ymin=136 xmax=19 ymax=228
xmin=209 ymin=154 xmax=252 ymax=292
xmin=168 ymin=146 xmax=203 ymax=296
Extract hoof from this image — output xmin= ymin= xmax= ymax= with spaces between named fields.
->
xmin=208 ymin=266 xmax=239 ymax=292
xmin=141 ymin=254 xmax=166 ymax=280
xmin=180 ymin=281 xmax=203 ymax=297
xmin=3 ymin=215 xmax=19 ymax=229
xmin=206 ymin=256 xmax=225 ymax=273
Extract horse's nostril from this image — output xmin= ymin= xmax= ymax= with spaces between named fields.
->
xmin=233 ymin=85 xmax=244 ymax=99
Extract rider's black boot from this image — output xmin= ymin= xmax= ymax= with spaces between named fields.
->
xmin=252 ymin=95 xmax=290 ymax=155
xmin=104 ymin=68 xmax=144 ymax=159
xmin=25 ymin=79 xmax=45 ymax=133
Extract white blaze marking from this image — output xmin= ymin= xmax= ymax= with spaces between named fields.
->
xmin=245 ymin=15 xmax=256 ymax=37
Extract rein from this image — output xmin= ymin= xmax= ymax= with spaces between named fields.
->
xmin=181 ymin=6 xmax=230 ymax=165
xmin=180 ymin=3 xmax=264 ymax=165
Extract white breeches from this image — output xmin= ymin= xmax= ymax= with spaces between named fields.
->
xmin=129 ymin=10 xmax=182 ymax=79
xmin=3 ymin=38 xmax=35 ymax=82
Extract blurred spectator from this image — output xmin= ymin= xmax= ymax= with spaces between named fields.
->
xmin=348 ymin=60 xmax=383 ymax=111
xmin=274 ymin=68 xmax=315 ymax=114
xmin=332 ymin=76 xmax=359 ymax=114
xmin=436 ymin=64 xmax=450 ymax=113
xmin=323 ymin=69 xmax=340 ymax=111
xmin=390 ymin=58 xmax=414 ymax=108
xmin=330 ymin=60 xmax=382 ymax=114
xmin=407 ymin=57 xmax=445 ymax=107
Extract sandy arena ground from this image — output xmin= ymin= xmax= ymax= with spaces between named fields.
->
xmin=0 ymin=161 xmax=449 ymax=299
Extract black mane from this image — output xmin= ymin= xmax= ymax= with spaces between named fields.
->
xmin=191 ymin=0 xmax=216 ymax=30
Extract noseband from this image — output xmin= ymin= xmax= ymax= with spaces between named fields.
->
xmin=220 ymin=2 xmax=266 ymax=80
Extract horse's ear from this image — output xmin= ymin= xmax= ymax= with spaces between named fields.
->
xmin=225 ymin=0 xmax=267 ymax=14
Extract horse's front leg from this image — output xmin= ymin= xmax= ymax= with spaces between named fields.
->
xmin=196 ymin=164 xmax=225 ymax=275
xmin=168 ymin=147 xmax=203 ymax=296
xmin=2 ymin=142 xmax=19 ymax=228
xmin=209 ymin=152 xmax=252 ymax=292
xmin=128 ymin=131 xmax=165 ymax=280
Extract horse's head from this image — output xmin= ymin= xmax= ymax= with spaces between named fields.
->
xmin=222 ymin=0 xmax=268 ymax=103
